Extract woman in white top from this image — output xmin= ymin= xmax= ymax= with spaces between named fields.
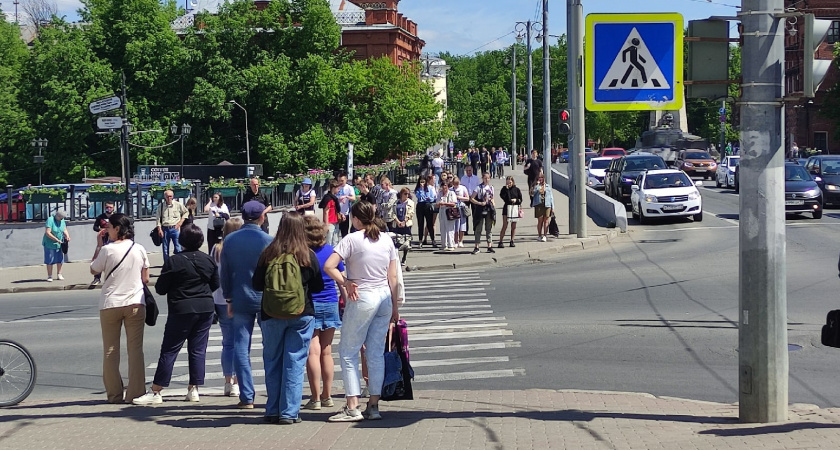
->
xmin=323 ymin=202 xmax=400 ymax=422
xmin=450 ymin=176 xmax=470 ymax=248
xmin=437 ymin=181 xmax=458 ymax=251
xmin=210 ymin=217 xmax=244 ymax=398
xmin=204 ymin=193 xmax=230 ymax=251
xmin=90 ymin=213 xmax=150 ymax=404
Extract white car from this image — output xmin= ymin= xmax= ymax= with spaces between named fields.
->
xmin=715 ymin=155 xmax=740 ymax=188
xmin=631 ymin=169 xmax=703 ymax=224
xmin=586 ymin=157 xmax=612 ymax=189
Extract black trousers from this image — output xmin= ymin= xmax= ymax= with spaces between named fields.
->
xmin=339 ymin=216 xmax=350 ymax=237
xmin=416 ymin=202 xmax=436 ymax=243
xmin=153 ymin=311 xmax=214 ymax=387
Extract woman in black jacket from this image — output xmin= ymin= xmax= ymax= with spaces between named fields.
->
xmin=133 ymin=224 xmax=220 ymax=405
xmin=498 ymin=176 xmax=523 ymax=248
xmin=252 ymin=213 xmax=324 ymax=425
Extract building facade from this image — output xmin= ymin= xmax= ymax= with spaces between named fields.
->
xmin=331 ymin=0 xmax=425 ymax=65
xmin=785 ymin=0 xmax=840 ymax=154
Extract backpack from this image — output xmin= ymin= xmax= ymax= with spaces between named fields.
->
xmin=262 ymin=253 xmax=305 ymax=319
xmin=821 ymin=310 xmax=840 ymax=348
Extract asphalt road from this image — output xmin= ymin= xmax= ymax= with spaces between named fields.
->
xmin=4 ymin=167 xmax=840 ymax=407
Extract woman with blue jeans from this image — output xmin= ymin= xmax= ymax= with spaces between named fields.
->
xmin=324 ymin=201 xmax=401 ymax=422
xmin=210 ymin=218 xmax=244 ymax=397
xmin=252 ymin=213 xmax=324 ymax=425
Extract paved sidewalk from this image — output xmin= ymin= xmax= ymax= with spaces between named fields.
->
xmin=0 ymin=170 xmax=620 ymax=294
xmin=2 ymin=389 xmax=839 ymax=449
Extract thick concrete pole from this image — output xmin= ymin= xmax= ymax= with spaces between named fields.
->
xmin=739 ymin=0 xmax=788 ymax=423
xmin=526 ymin=22 xmax=535 ymax=156
xmin=511 ymin=45 xmax=517 ymax=170
xmin=542 ymin=0 xmax=552 ymax=187
xmin=567 ymin=0 xmax=586 ymax=237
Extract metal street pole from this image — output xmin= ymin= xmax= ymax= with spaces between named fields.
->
xmin=526 ymin=22 xmax=535 ymax=156
xmin=542 ymin=0 xmax=551 ymax=187
xmin=120 ymin=71 xmax=132 ymax=216
xmin=567 ymin=0 xmax=586 ymax=237
xmin=510 ymin=45 xmax=517 ymax=170
xmin=720 ymin=100 xmax=727 ymax=159
xmin=229 ymin=100 xmax=250 ymax=166
xmin=739 ymin=0 xmax=787 ymax=423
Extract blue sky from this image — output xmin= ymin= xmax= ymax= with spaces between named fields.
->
xmin=9 ymin=0 xmax=740 ymax=55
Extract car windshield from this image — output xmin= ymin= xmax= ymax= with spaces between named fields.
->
xmin=822 ymin=161 xmax=840 ymax=175
xmin=603 ymin=150 xmax=622 ymax=155
xmin=685 ymin=152 xmax=712 ymax=160
xmin=625 ymin=158 xmax=665 ymax=171
xmin=728 ymin=158 xmax=740 ymax=167
xmin=785 ymin=165 xmax=811 ymax=181
xmin=590 ymin=159 xmax=611 ymax=169
xmin=644 ymin=173 xmax=692 ymax=189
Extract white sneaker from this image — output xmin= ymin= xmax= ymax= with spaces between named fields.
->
xmin=46 ymin=277 xmax=53 ymax=282
xmin=541 ymin=236 xmax=547 ymax=242
xmin=185 ymin=387 xmax=199 ymax=402
xmin=328 ymin=406 xmax=363 ymax=422
xmin=132 ymin=390 xmax=163 ymax=405
xmin=57 ymin=274 xmax=65 ymax=280
xmin=230 ymin=383 xmax=240 ymax=397
xmin=458 ymin=242 xmax=464 ymax=248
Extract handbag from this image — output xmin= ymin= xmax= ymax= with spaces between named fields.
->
xmin=60 ymin=240 xmax=69 ymax=255
xmin=212 ymin=217 xmax=226 ymax=230
xmin=507 ymin=205 xmax=520 ymax=223
xmin=445 ymin=206 xmax=461 ymax=221
xmin=822 ymin=310 xmax=840 ymax=348
xmin=143 ymin=285 xmax=159 ymax=326
xmin=150 ymin=228 xmax=162 ymax=247
xmin=381 ymin=320 xmax=414 ymax=401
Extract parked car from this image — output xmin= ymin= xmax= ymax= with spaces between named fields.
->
xmin=784 ymin=162 xmax=823 ymax=219
xmin=631 ymin=169 xmax=703 ymax=224
xmin=674 ymin=151 xmax=717 ymax=179
xmin=600 ymin=148 xmax=626 ymax=158
xmin=805 ymin=155 xmax=840 ymax=206
xmin=586 ymin=157 xmax=612 ymax=190
xmin=559 ymin=150 xmax=569 ymax=162
xmin=715 ymin=155 xmax=740 ymax=188
xmin=604 ymin=154 xmax=668 ymax=203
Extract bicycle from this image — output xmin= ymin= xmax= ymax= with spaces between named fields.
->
xmin=0 ymin=340 xmax=37 ymax=406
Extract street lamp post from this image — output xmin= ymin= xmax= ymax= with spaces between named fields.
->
xmin=171 ymin=123 xmax=191 ymax=180
xmin=229 ymin=100 xmax=250 ymax=166
xmin=504 ymin=48 xmax=522 ymax=170
xmin=515 ymin=20 xmax=541 ymax=159
xmin=31 ymin=138 xmax=48 ymax=186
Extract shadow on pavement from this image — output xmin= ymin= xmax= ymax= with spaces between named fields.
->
xmin=698 ymin=422 xmax=840 ymax=436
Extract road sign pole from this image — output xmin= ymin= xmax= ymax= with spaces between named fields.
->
xmin=568 ymin=0 xmax=587 ymax=237
xmin=739 ymin=0 xmax=788 ymax=423
xmin=526 ymin=21 xmax=535 ymax=156
xmin=120 ymin=71 xmax=133 ymax=217
xmin=720 ymin=100 xmax=726 ymax=158
xmin=542 ymin=0 xmax=552 ymax=188
xmin=510 ymin=45 xmax=517 ymax=171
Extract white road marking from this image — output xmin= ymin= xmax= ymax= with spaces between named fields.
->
xmin=703 ymin=210 xmax=740 ymax=225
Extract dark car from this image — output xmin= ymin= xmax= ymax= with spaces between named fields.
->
xmin=604 ymin=154 xmax=668 ymax=203
xmin=805 ymin=155 xmax=840 ymax=205
xmin=784 ymin=162 xmax=823 ymax=219
xmin=559 ymin=150 xmax=569 ymax=162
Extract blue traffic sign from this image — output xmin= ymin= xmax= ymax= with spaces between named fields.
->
xmin=585 ymin=13 xmax=683 ymax=111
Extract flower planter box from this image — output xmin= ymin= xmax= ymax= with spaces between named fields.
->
xmin=88 ymin=192 xmax=125 ymax=202
xmin=152 ymin=189 xmax=192 ymax=200
xmin=24 ymin=193 xmax=65 ymax=203
xmin=259 ymin=187 xmax=274 ymax=195
xmin=205 ymin=187 xmax=240 ymax=198
xmin=281 ymin=183 xmax=295 ymax=194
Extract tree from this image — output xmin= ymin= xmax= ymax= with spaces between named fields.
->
xmin=0 ymin=10 xmax=33 ymax=185
xmin=21 ymin=0 xmax=57 ymax=33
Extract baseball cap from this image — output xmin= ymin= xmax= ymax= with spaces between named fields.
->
xmin=241 ymin=201 xmax=265 ymax=221
xmin=302 ymin=178 xmax=313 ymax=186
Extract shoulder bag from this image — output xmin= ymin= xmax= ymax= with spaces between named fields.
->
xmin=381 ymin=319 xmax=414 ymax=401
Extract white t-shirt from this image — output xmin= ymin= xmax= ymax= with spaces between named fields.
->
xmin=334 ymin=230 xmax=398 ymax=291
xmin=207 ymin=204 xmax=230 ymax=230
xmin=339 ymin=185 xmax=354 ymax=214
xmin=462 ymin=174 xmax=480 ymax=196
xmin=90 ymin=240 xmax=150 ymax=310
xmin=472 ymin=184 xmax=495 ymax=201
xmin=453 ymin=185 xmax=469 ymax=205
xmin=432 ymin=157 xmax=444 ymax=169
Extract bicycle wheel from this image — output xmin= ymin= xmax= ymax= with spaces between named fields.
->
xmin=0 ymin=340 xmax=37 ymax=406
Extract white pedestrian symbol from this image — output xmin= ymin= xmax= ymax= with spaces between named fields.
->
xmin=599 ymin=27 xmax=670 ymax=90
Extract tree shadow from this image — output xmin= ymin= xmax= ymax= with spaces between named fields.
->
xmin=699 ymin=422 xmax=840 ymax=436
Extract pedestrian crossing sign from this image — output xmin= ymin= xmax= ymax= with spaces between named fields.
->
xmin=585 ymin=13 xmax=683 ymax=111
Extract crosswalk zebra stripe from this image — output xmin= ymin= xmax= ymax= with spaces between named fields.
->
xmin=415 ymin=368 xmax=526 ymax=382
xmin=399 ymin=304 xmax=491 ymax=311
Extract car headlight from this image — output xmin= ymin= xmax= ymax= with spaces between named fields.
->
xmin=623 ymin=177 xmax=635 ymax=183
xmin=644 ymin=194 xmax=657 ymax=203
xmin=827 ymin=184 xmax=839 ymax=191
xmin=688 ymin=191 xmax=700 ymax=200
xmin=709 ymin=162 xmax=717 ymax=168
xmin=683 ymin=162 xmax=694 ymax=167
xmin=804 ymin=188 xmax=821 ymax=198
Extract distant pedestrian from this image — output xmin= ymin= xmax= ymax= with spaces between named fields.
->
xmin=495 ymin=148 xmax=507 ymax=178
xmin=243 ymin=177 xmax=272 ymax=233
xmin=437 ymin=181 xmax=458 ymax=251
xmin=301 ymin=216 xmax=346 ymax=412
xmin=204 ymin=192 xmax=230 ymax=251
xmin=90 ymin=213 xmax=149 ymax=404
xmin=320 ymin=180 xmax=342 ymax=247
xmin=43 ymin=209 xmax=69 ymax=282
xmin=469 ymin=148 xmax=480 ymax=174
xmin=324 ymin=202 xmax=401 ymax=422
xmin=470 ymin=172 xmax=496 ymax=254
xmin=461 ymin=165 xmax=480 ymax=235
xmin=524 ymin=150 xmax=543 ymax=191
xmin=532 ymin=172 xmax=555 ymax=242
xmin=498 ymin=176 xmax=522 ymax=248
xmin=432 ymin=151 xmax=445 ymax=180
xmin=156 ymin=189 xmax=189 ymax=264
xmin=219 ymin=201 xmax=274 ymax=409
xmin=337 ymin=173 xmax=356 ymax=237
xmin=253 ymin=213 xmax=324 ymax=425
xmin=210 ymin=217 xmax=244 ymax=398
xmin=480 ymin=147 xmax=490 ymax=175
xmin=414 ymin=175 xmax=436 ymax=248
xmin=376 ymin=177 xmax=398 ymax=224
xmin=183 ymin=197 xmax=198 ymax=227
xmin=451 ymin=176 xmax=470 ymax=248
xmin=91 ymin=202 xmax=114 ymax=285
xmin=489 ymin=147 xmax=497 ymax=178
xmin=294 ymin=178 xmax=317 ymax=216
xmin=133 ymin=224 xmax=219 ymax=405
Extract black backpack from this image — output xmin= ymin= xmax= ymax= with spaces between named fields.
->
xmin=821 ymin=310 xmax=840 ymax=348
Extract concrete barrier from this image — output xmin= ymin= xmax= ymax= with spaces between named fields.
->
xmin=551 ymin=168 xmax=627 ymax=232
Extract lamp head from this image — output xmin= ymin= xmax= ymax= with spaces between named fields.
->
xmin=170 ymin=123 xmax=178 ymax=135
xmin=183 ymin=123 xmax=192 ymax=135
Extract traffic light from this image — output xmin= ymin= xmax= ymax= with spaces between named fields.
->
xmin=559 ymin=109 xmax=571 ymax=135
xmin=804 ymin=14 xmax=833 ymax=98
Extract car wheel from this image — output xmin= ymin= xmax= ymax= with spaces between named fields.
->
xmin=813 ymin=210 xmax=823 ymax=219
xmin=639 ymin=206 xmax=648 ymax=225
xmin=693 ymin=211 xmax=703 ymax=222
xmin=632 ymin=202 xmax=639 ymax=220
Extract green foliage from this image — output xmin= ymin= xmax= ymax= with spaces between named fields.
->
xmin=87 ymin=184 xmax=127 ymax=193
xmin=207 ymin=177 xmax=244 ymax=188
xmin=21 ymin=186 xmax=67 ymax=196
xmin=149 ymin=181 xmax=194 ymax=193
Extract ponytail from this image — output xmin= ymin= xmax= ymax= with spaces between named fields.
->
xmin=350 ymin=201 xmax=380 ymax=241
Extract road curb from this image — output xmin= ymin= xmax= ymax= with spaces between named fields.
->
xmin=0 ymin=279 xmax=159 ymax=295
xmin=405 ymin=229 xmax=623 ymax=272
